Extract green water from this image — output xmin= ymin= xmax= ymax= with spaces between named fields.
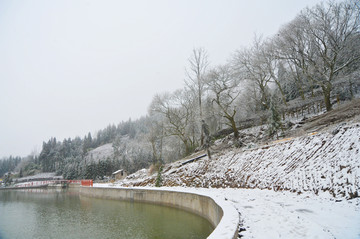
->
xmin=0 ymin=189 xmax=213 ymax=239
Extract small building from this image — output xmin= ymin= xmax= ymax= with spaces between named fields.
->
xmin=112 ymin=169 xmax=128 ymax=180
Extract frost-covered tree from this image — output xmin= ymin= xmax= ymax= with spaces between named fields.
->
xmin=274 ymin=1 xmax=360 ymax=111
xmin=206 ymin=64 xmax=242 ymax=139
xmin=146 ymin=115 xmax=164 ymax=165
xmin=149 ymin=89 xmax=198 ymax=155
xmin=0 ymin=156 xmax=22 ymax=178
xmin=233 ymin=37 xmax=272 ymax=110
xmin=184 ymin=48 xmax=209 ymax=145
xmin=83 ymin=132 xmax=93 ymax=154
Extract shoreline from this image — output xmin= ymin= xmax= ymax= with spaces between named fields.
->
xmin=0 ymin=184 xmax=49 ymax=190
xmin=80 ymin=185 xmax=239 ymax=239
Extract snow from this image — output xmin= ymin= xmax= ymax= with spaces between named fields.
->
xmin=93 ymin=184 xmax=360 ymax=239
xmin=15 ymin=172 xmax=63 ymax=183
xmin=84 ymin=143 xmax=114 ymax=162
xmin=112 ymin=169 xmax=124 ymax=175
xmin=18 ymin=172 xmax=57 ymax=180
xmin=216 ymin=188 xmax=360 ymax=239
xmin=121 ymin=122 xmax=360 ymax=199
xmin=100 ymin=121 xmax=360 ymax=238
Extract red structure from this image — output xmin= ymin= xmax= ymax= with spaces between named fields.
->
xmin=80 ymin=180 xmax=93 ymax=187
xmin=14 ymin=179 xmax=93 ymax=188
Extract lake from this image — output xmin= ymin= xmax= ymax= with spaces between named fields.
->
xmin=0 ymin=188 xmax=213 ymax=239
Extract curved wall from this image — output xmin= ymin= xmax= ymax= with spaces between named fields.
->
xmin=80 ymin=187 xmax=238 ymax=239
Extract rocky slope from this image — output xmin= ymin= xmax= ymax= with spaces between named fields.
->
xmin=117 ymin=100 xmax=360 ymax=199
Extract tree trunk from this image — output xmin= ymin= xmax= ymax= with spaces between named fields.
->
xmin=324 ymin=93 xmax=332 ymax=111
xmin=150 ymin=140 xmax=158 ymax=165
xmin=349 ymin=79 xmax=354 ymax=99
xmin=182 ymin=138 xmax=191 ymax=156
xmin=199 ymin=90 xmax=204 ymax=146
xmin=322 ymin=82 xmax=332 ymax=111
xmin=274 ymin=80 xmax=287 ymax=106
xmin=227 ymin=116 xmax=239 ymax=139
xmin=259 ymin=84 xmax=269 ymax=110
xmin=294 ymin=75 xmax=305 ymax=100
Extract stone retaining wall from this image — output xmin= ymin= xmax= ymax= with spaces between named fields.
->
xmin=80 ymin=187 xmax=238 ymax=239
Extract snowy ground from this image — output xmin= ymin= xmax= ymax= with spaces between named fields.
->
xmin=119 ymin=122 xmax=360 ymax=199
xmin=91 ymin=107 xmax=360 ymax=238
xmin=104 ymin=120 xmax=360 ymax=238
xmin=208 ymin=188 xmax=360 ymax=239
xmin=94 ymin=184 xmax=360 ymax=239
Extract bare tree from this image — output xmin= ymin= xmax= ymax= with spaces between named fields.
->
xmin=149 ymin=89 xmax=197 ymax=155
xmin=350 ymin=0 xmax=360 ymax=11
xmin=263 ymin=41 xmax=289 ymax=105
xmin=206 ymin=65 xmax=241 ymax=139
xmin=233 ymin=37 xmax=272 ymax=111
xmin=273 ymin=14 xmax=318 ymax=100
xmin=146 ymin=115 xmax=164 ymax=166
xmin=185 ymin=48 xmax=209 ymax=145
xmin=275 ymin=1 xmax=360 ymax=111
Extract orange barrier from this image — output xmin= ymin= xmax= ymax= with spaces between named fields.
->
xmin=80 ymin=180 xmax=93 ymax=187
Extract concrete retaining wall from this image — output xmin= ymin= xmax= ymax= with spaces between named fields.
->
xmin=80 ymin=187 xmax=238 ymax=239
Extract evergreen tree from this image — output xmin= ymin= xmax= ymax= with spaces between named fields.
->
xmin=0 ymin=156 xmax=22 ymax=178
xmin=155 ymin=165 xmax=163 ymax=187
xmin=267 ymin=99 xmax=282 ymax=138
xmin=4 ymin=173 xmax=12 ymax=186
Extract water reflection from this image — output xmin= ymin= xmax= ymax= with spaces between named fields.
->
xmin=0 ymin=189 xmax=213 ymax=239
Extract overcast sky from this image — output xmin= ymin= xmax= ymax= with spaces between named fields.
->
xmin=0 ymin=0 xmax=335 ymax=157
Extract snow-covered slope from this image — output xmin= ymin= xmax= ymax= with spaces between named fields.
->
xmin=120 ymin=122 xmax=360 ymax=199
xmin=84 ymin=143 xmax=114 ymax=162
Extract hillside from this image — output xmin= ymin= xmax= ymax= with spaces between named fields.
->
xmin=116 ymin=100 xmax=360 ymax=199
xmin=84 ymin=143 xmax=114 ymax=163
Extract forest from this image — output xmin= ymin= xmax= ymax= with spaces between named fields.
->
xmin=1 ymin=0 xmax=359 ymax=181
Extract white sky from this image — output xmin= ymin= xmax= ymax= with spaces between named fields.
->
xmin=0 ymin=0 xmax=335 ymax=157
